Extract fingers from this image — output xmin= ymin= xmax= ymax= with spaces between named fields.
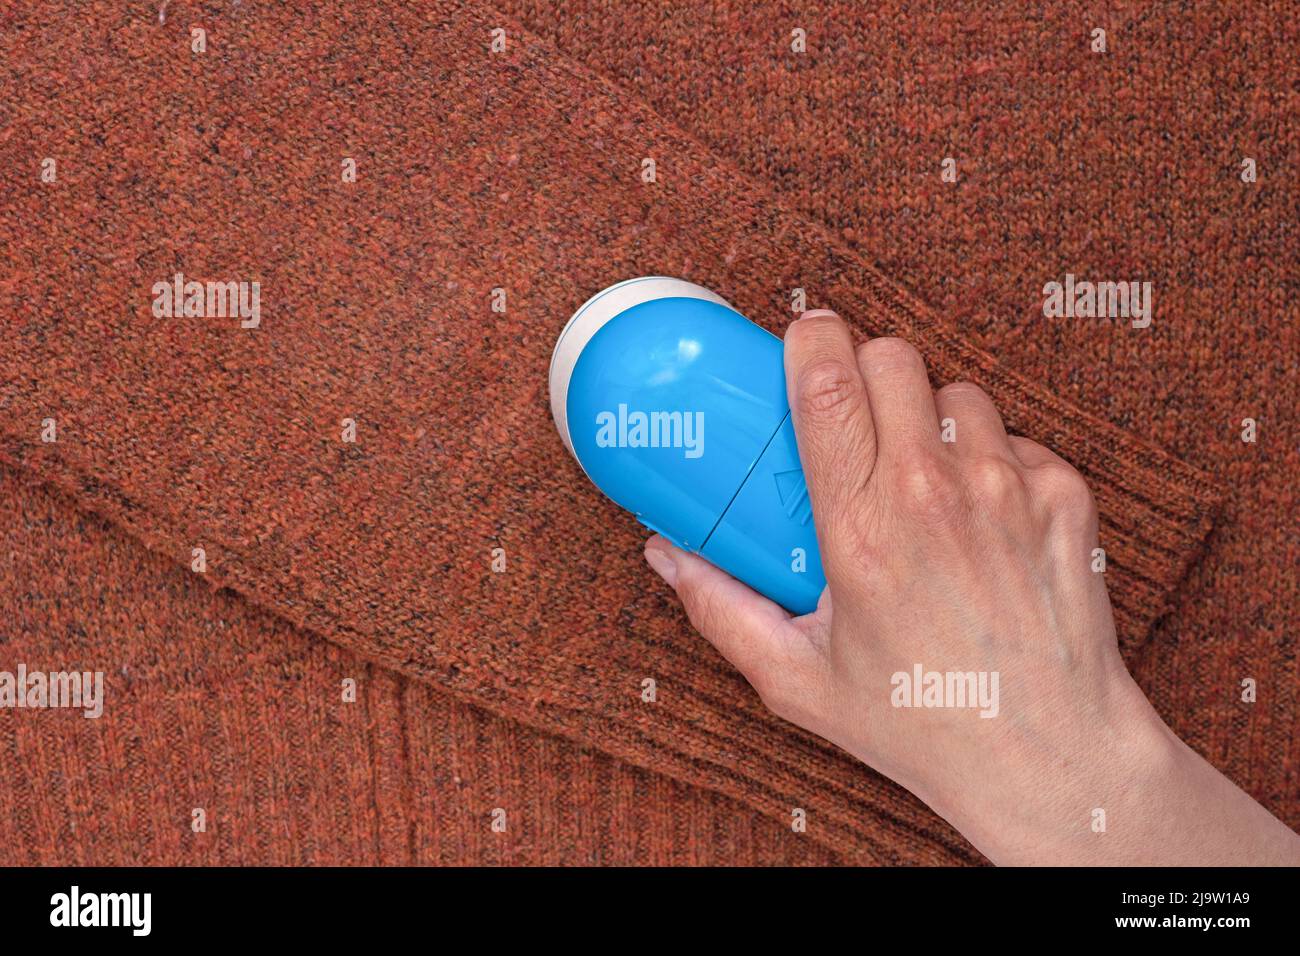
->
xmin=854 ymin=337 xmax=942 ymax=463
xmin=1008 ymin=434 xmax=1067 ymax=470
xmin=933 ymin=382 xmax=1014 ymax=460
xmin=1007 ymin=437 xmax=1099 ymax=538
xmin=643 ymin=536 xmax=824 ymax=709
xmin=784 ymin=311 xmax=879 ymax=569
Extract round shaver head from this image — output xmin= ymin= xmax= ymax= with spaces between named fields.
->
xmin=548 ymin=277 xmax=730 ymax=457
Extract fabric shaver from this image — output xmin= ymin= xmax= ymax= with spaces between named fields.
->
xmin=549 ymin=277 xmax=827 ymax=614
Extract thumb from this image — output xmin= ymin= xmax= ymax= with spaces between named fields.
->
xmin=643 ymin=536 xmax=821 ymax=705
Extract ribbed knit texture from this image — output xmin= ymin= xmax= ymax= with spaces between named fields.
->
xmin=0 ymin=0 xmax=1277 ymax=864
xmin=0 ymin=469 xmax=836 ymax=865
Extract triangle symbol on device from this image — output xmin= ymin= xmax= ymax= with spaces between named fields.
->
xmin=773 ymin=470 xmax=812 ymax=525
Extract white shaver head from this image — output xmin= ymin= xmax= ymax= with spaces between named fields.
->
xmin=548 ymin=277 xmax=730 ymax=457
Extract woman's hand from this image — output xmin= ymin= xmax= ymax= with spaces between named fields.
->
xmin=643 ymin=309 xmax=1300 ymax=865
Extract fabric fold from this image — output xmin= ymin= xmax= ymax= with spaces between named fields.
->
xmin=0 ymin=0 xmax=1220 ymax=863
xmin=0 ymin=468 xmax=836 ymax=866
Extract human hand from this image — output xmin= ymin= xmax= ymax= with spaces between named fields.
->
xmin=643 ymin=310 xmax=1300 ymax=865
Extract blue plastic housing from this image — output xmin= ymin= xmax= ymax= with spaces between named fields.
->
xmin=564 ymin=295 xmax=826 ymax=613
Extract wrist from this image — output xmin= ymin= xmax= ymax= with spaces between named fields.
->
xmin=947 ymin=673 xmax=1177 ymax=865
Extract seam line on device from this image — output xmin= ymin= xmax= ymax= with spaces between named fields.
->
xmin=697 ymin=409 xmax=791 ymax=552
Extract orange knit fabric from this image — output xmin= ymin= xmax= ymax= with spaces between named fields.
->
xmin=2 ymin=1 xmax=1288 ymax=864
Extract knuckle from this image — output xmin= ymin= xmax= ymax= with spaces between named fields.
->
xmin=1040 ymin=462 xmax=1091 ymax=502
xmin=1072 ymin=488 xmax=1101 ymax=530
xmin=1039 ymin=464 xmax=1098 ymax=525
xmin=893 ymin=454 xmax=963 ymax=524
xmin=1009 ymin=435 xmax=1050 ymax=466
xmin=965 ymin=456 xmax=1025 ymax=509
xmin=796 ymin=360 xmax=862 ymax=420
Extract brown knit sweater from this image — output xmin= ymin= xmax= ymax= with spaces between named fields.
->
xmin=0 ymin=1 xmax=1291 ymax=864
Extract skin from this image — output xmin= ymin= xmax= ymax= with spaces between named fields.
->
xmin=643 ymin=309 xmax=1300 ymax=866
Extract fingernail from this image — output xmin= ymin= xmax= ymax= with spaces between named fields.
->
xmin=796 ymin=308 xmax=839 ymax=322
xmin=644 ymin=542 xmax=678 ymax=588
